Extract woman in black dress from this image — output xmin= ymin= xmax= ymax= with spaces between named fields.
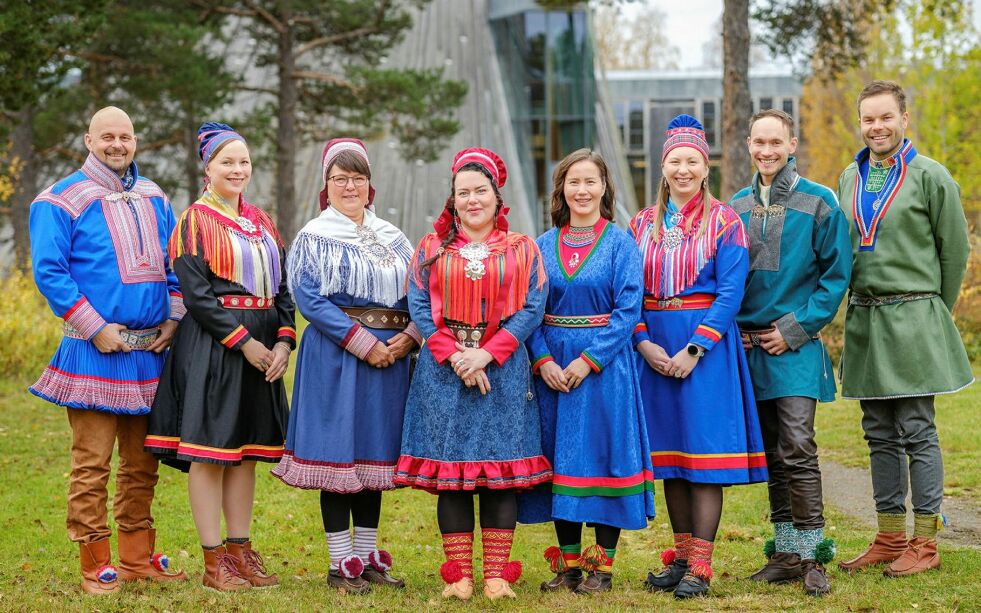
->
xmin=145 ymin=122 xmax=295 ymax=592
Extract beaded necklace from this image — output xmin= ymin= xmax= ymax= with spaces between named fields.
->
xmin=561 ymin=224 xmax=597 ymax=248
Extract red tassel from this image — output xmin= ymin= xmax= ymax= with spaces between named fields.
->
xmin=689 ymin=559 xmax=713 ymax=581
xmin=368 ymin=549 xmax=392 ymax=572
xmin=660 ymin=548 xmax=677 ymax=567
xmin=440 ymin=560 xmax=464 ymax=584
xmin=502 ymin=560 xmax=522 ymax=583
xmin=338 ymin=554 xmax=364 ymax=579
xmin=543 ymin=546 xmax=566 ymax=573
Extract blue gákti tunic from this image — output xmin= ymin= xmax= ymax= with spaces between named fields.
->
xmin=518 ymin=221 xmax=654 ymax=530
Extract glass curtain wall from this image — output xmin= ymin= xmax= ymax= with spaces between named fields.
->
xmin=491 ymin=6 xmax=597 ymax=232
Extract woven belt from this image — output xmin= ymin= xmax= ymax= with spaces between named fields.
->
xmin=740 ymin=327 xmax=775 ymax=348
xmin=445 ymin=320 xmax=487 ymax=348
xmin=644 ymin=293 xmax=715 ymax=311
xmin=64 ymin=323 xmax=160 ymax=350
xmin=218 ymin=295 xmax=275 ymax=309
xmin=543 ymin=313 xmax=611 ymax=328
xmin=339 ymin=307 xmax=410 ymax=330
xmin=848 ymin=292 xmax=938 ymax=307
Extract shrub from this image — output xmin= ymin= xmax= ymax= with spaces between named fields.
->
xmin=0 ymin=269 xmax=61 ymax=380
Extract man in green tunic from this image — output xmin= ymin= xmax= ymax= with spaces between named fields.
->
xmin=732 ymin=109 xmax=851 ymax=596
xmin=836 ymin=81 xmax=972 ymax=578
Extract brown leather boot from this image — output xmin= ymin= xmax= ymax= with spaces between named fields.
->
xmin=883 ymin=537 xmax=940 ymax=577
xmin=540 ymin=567 xmax=583 ymax=592
xmin=79 ymin=538 xmax=120 ymax=595
xmin=838 ymin=531 xmax=907 ymax=574
xmin=226 ymin=540 xmax=278 ymax=587
xmin=748 ymin=551 xmax=803 ymax=584
xmin=801 ymin=560 xmax=830 ymax=596
xmin=201 ymin=545 xmax=251 ymax=592
xmin=117 ymin=529 xmax=188 ymax=582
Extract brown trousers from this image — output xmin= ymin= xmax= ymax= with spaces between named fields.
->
xmin=66 ymin=408 xmax=159 ymax=543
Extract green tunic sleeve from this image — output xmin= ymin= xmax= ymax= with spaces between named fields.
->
xmin=925 ymin=165 xmax=970 ymax=311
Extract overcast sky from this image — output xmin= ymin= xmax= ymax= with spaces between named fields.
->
xmin=626 ymin=0 xmax=981 ymax=70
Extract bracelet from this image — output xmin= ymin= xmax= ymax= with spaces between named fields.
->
xmin=274 ymin=341 xmax=293 ymax=353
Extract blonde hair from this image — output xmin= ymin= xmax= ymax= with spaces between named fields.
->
xmin=652 ymin=166 xmax=713 ymax=239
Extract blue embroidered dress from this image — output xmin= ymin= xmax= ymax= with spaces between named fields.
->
xmin=29 ymin=154 xmax=183 ymax=414
xmin=518 ymin=221 xmax=655 ymax=530
xmin=630 ymin=197 xmax=767 ymax=484
xmin=272 ymin=207 xmax=420 ymax=492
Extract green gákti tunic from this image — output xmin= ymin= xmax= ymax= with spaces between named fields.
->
xmin=837 ymin=141 xmax=973 ymax=399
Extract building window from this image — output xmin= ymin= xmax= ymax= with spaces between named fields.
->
xmin=782 ymin=97 xmax=795 ymax=118
xmin=702 ymin=100 xmax=717 ymax=148
xmin=613 ymin=101 xmax=627 ymax=146
xmin=628 ymin=100 xmax=644 ymax=151
xmin=759 ymin=97 xmax=774 ymax=111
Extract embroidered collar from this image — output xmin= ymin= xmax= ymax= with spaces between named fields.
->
xmin=851 ymin=139 xmax=917 ymax=251
xmin=301 ymin=205 xmax=405 ymax=249
xmin=752 ymin=156 xmax=800 ymax=206
xmin=853 ymin=138 xmax=914 ymax=168
xmin=193 ymin=189 xmax=265 ymax=238
xmin=81 ymin=153 xmax=140 ymax=194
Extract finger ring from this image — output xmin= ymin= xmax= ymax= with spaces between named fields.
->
xmin=674 ymin=372 xmax=682 ymax=378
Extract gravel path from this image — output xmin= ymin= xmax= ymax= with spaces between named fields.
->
xmin=822 ymin=460 xmax=981 ymax=549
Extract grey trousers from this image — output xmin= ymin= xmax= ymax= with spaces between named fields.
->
xmin=859 ymin=396 xmax=944 ymax=515
xmin=757 ymin=396 xmax=825 ymax=530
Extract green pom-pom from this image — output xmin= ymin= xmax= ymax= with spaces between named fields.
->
xmin=763 ymin=538 xmax=776 ymax=559
xmin=814 ymin=538 xmax=836 ymax=565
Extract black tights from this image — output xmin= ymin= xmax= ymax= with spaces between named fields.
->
xmin=662 ymin=478 xmax=723 ymax=542
xmin=320 ymin=490 xmax=382 ymax=533
xmin=554 ymin=519 xmax=620 ymax=550
xmin=436 ymin=489 xmax=516 ymax=533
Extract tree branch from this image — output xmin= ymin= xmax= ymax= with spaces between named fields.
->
xmin=38 ymin=146 xmax=86 ymax=164
xmin=243 ymin=0 xmax=286 ymax=33
xmin=238 ymin=84 xmax=278 ymax=95
xmin=188 ymin=0 xmax=259 ymax=19
xmin=292 ymin=70 xmax=359 ymax=91
xmin=295 ymin=0 xmax=393 ymax=57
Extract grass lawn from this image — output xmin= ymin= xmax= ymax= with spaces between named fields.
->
xmin=815 ymin=368 xmax=981 ymax=503
xmin=1 ymin=374 xmax=980 ymax=612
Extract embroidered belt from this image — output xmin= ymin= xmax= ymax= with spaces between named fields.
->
xmin=63 ymin=323 xmax=160 ymax=350
xmin=339 ymin=307 xmax=410 ymax=330
xmin=445 ymin=320 xmax=487 ymax=348
xmin=848 ymin=292 xmax=938 ymax=307
xmin=218 ymin=295 xmax=275 ymax=309
xmin=740 ymin=326 xmax=821 ymax=349
xmin=644 ymin=293 xmax=715 ymax=311
xmin=543 ymin=313 xmax=611 ymax=328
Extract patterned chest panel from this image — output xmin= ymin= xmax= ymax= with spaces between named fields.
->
xmin=101 ymin=192 xmax=166 ymax=284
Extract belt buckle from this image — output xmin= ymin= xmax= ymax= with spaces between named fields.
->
xmin=119 ymin=328 xmax=159 ymax=350
xmin=750 ymin=333 xmax=762 ymax=347
xmin=658 ymin=297 xmax=683 ymax=308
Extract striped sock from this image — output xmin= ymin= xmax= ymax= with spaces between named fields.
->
xmin=352 ymin=526 xmax=378 ymax=559
xmin=688 ymin=537 xmax=715 ymax=581
xmin=481 ymin=528 xmax=514 ymax=580
xmin=325 ymin=530 xmax=353 ymax=570
xmin=674 ymin=532 xmax=692 ymax=560
xmin=913 ymin=513 xmax=943 ymax=539
xmin=877 ymin=512 xmax=907 ymax=534
xmin=601 ymin=548 xmax=616 ymax=571
xmin=559 ymin=543 xmax=581 ymax=569
xmin=442 ymin=532 xmax=474 ymax=580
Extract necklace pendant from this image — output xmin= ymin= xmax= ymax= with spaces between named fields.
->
xmin=464 ymin=260 xmax=486 ymax=280
xmin=459 ymin=242 xmax=491 ymax=282
xmin=235 ymin=216 xmax=256 ymax=233
xmin=568 ymin=252 xmax=580 ymax=269
xmin=662 ymin=226 xmax=684 ymax=252
xmin=872 ymin=199 xmax=882 ymax=212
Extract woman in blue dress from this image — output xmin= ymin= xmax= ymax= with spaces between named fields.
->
xmin=631 ymin=116 xmax=767 ymax=599
xmin=394 ymin=147 xmax=551 ymax=601
xmin=272 ymin=139 xmax=418 ymax=594
xmin=519 ymin=149 xmax=654 ymax=595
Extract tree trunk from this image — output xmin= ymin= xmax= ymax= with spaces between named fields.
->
xmin=184 ymin=115 xmax=201 ymax=209
xmin=721 ymin=0 xmax=752 ymax=200
xmin=10 ymin=107 xmax=38 ymax=272
xmin=275 ymin=0 xmax=299 ymax=242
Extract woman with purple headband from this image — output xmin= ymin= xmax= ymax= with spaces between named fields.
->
xmin=146 ymin=122 xmax=295 ymax=592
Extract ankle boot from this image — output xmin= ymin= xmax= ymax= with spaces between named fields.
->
xmin=201 ymin=545 xmax=251 ymax=592
xmin=79 ymin=538 xmax=119 ymax=595
xmin=838 ymin=531 xmax=907 ymax=574
xmin=801 ymin=559 xmax=830 ymax=596
xmin=748 ymin=551 xmax=803 ymax=584
xmin=883 ymin=537 xmax=940 ymax=577
xmin=226 ymin=540 xmax=278 ymax=587
xmin=541 ymin=567 xmax=583 ymax=592
xmin=645 ymin=558 xmax=688 ymax=592
xmin=117 ymin=529 xmax=188 ymax=582
xmin=573 ymin=570 xmax=613 ymax=594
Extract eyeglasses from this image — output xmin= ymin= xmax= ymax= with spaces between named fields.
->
xmin=327 ymin=175 xmax=368 ymax=188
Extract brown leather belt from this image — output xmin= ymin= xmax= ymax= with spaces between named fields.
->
xmin=740 ymin=327 xmax=775 ymax=348
xmin=218 ymin=295 xmax=274 ymax=309
xmin=445 ymin=320 xmax=487 ymax=348
xmin=340 ymin=306 xmax=410 ymax=330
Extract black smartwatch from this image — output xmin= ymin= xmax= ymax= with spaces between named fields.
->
xmin=686 ymin=343 xmax=705 ymax=358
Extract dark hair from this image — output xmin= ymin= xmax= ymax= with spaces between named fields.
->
xmin=421 ymin=162 xmax=503 ymax=269
xmin=858 ymin=80 xmax=907 ymax=115
xmin=749 ymin=108 xmax=795 ymax=137
xmin=326 ymin=150 xmax=371 ymax=179
xmin=549 ymin=149 xmax=616 ymax=228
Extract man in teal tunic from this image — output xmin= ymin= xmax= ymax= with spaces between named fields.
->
xmin=836 ymin=81 xmax=972 ymax=578
xmin=731 ymin=109 xmax=851 ymax=596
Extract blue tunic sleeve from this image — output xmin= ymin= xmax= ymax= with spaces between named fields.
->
xmin=581 ymin=234 xmax=643 ymax=371
xmin=690 ymin=214 xmax=749 ymax=351
xmin=483 ymin=243 xmax=548 ymax=366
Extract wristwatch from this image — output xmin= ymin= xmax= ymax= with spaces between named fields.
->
xmin=686 ymin=343 xmax=705 ymax=358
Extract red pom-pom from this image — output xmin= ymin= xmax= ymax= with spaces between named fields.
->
xmin=543 ymin=546 xmax=566 ymax=573
xmin=338 ymin=554 xmax=364 ymax=579
xmin=151 ymin=552 xmax=169 ymax=572
xmin=368 ymin=549 xmax=393 ymax=572
xmin=440 ymin=560 xmax=464 ymax=584
xmin=689 ymin=559 xmax=713 ymax=581
xmin=660 ymin=548 xmax=677 ymax=567
xmin=502 ymin=560 xmax=522 ymax=583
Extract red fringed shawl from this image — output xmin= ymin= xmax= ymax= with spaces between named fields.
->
xmin=630 ymin=196 xmax=747 ymax=298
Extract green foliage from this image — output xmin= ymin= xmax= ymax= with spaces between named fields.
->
xmin=0 ymin=269 xmax=61 ymax=379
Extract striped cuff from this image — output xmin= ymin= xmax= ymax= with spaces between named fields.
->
xmin=404 ymin=321 xmax=423 ymax=346
xmin=169 ymin=292 xmax=186 ymax=321
xmin=62 ymin=297 xmax=107 ymax=340
xmin=632 ymin=322 xmax=649 ymax=348
xmin=220 ymin=324 xmax=251 ymax=349
xmin=531 ymin=354 xmax=554 ymax=374
xmin=580 ymin=351 xmax=602 ymax=373
xmin=692 ymin=324 xmax=722 ymax=349
xmin=341 ymin=324 xmax=378 ymax=360
xmin=277 ymin=326 xmax=297 ymax=350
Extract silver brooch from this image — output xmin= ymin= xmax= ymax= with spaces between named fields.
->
xmin=459 ymin=242 xmax=490 ymax=281
xmin=662 ymin=226 xmax=684 ymax=252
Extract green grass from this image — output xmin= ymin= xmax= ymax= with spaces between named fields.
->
xmin=2 ymin=371 xmax=980 ymax=611
xmin=815 ymin=368 xmax=981 ymax=504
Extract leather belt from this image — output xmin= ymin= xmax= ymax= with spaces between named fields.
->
xmin=848 ymin=292 xmax=938 ymax=307
xmin=340 ymin=307 xmax=410 ymax=330
xmin=644 ymin=293 xmax=715 ymax=311
xmin=218 ymin=295 xmax=274 ymax=309
xmin=445 ymin=320 xmax=486 ymax=348
xmin=64 ymin=323 xmax=160 ymax=350
xmin=740 ymin=327 xmax=775 ymax=348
